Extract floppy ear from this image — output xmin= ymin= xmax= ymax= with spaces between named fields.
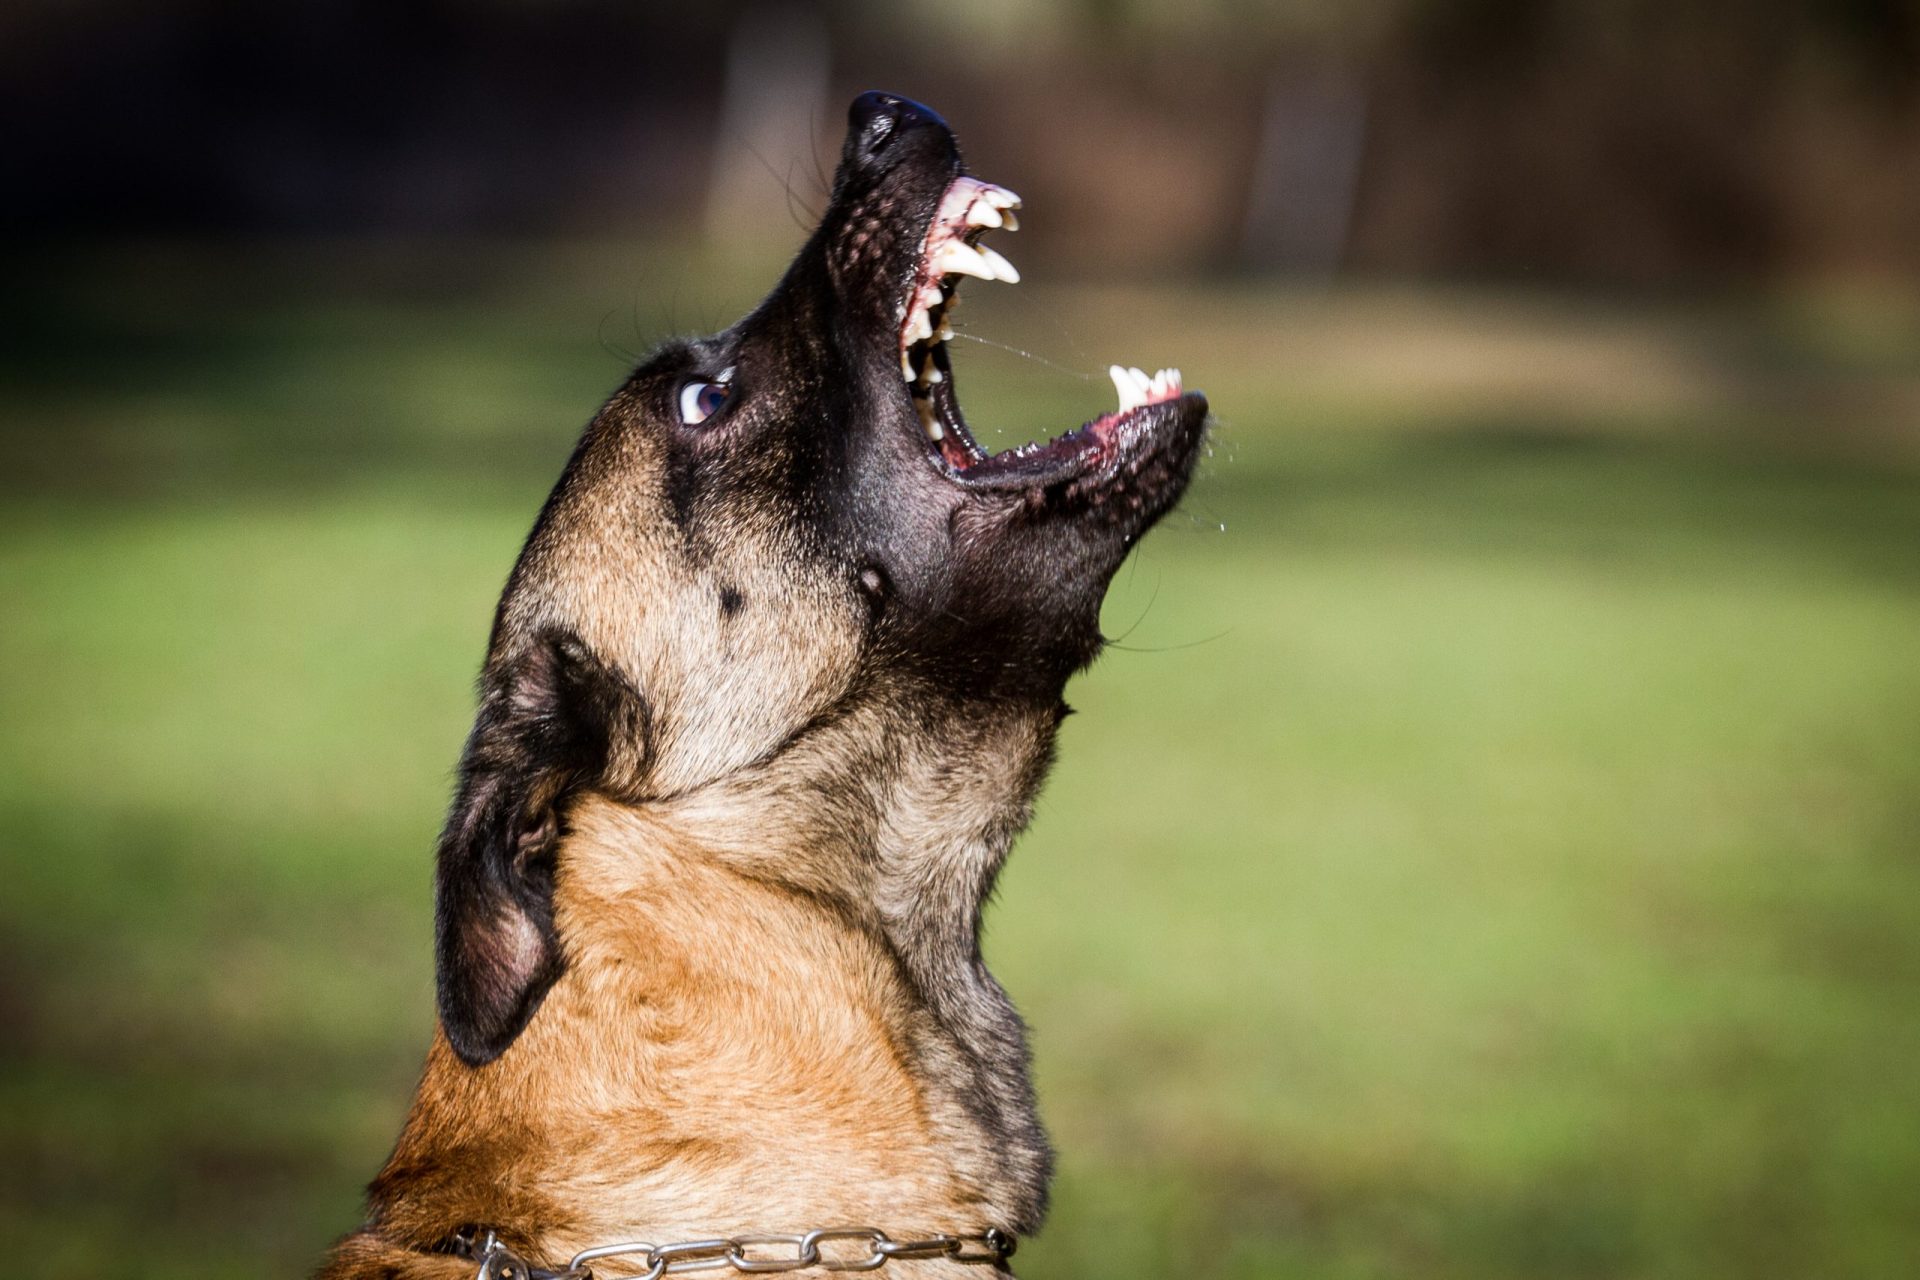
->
xmin=434 ymin=628 xmax=646 ymax=1066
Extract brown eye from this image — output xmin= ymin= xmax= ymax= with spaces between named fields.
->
xmin=678 ymin=372 xmax=733 ymax=426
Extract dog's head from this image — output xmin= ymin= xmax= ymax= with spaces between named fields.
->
xmin=437 ymin=92 xmax=1209 ymax=1066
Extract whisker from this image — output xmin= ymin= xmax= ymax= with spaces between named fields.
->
xmin=946 ymin=330 xmax=1095 ymax=381
xmin=1106 ymin=571 xmax=1164 ymax=645
xmin=1106 ymin=629 xmax=1232 ymax=654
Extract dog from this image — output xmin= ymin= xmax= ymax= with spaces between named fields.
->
xmin=318 ymin=92 xmax=1208 ymax=1279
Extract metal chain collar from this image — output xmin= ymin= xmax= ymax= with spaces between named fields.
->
xmin=468 ymin=1225 xmax=1017 ymax=1280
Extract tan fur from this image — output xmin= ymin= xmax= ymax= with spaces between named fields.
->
xmin=505 ymin=387 xmax=870 ymax=799
xmin=331 ymin=776 xmax=1038 ymax=1278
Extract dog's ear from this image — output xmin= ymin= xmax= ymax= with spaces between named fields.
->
xmin=434 ymin=628 xmax=645 ymax=1066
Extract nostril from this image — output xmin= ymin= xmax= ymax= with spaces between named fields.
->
xmin=851 ymin=90 xmax=903 ymax=136
xmin=844 ymin=91 xmax=950 ymax=166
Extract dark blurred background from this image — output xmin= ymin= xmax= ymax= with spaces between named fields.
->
xmin=10 ymin=0 xmax=1920 ymax=280
xmin=4 ymin=3 xmax=1918 ymax=1278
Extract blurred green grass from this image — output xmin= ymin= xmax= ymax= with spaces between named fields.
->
xmin=3 ymin=243 xmax=1918 ymax=1279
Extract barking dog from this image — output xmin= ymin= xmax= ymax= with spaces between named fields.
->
xmin=320 ymin=92 xmax=1208 ymax=1279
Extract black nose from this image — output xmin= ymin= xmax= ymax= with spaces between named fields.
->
xmin=847 ymin=91 xmax=950 ymax=160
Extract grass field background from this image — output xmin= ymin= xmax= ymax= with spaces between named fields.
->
xmin=3 ymin=243 xmax=1918 ymax=1279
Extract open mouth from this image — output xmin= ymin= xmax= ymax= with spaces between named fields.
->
xmin=897 ymin=176 xmax=1189 ymax=488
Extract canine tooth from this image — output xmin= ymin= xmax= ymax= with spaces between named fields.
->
xmin=975 ymin=243 xmax=1020 ymax=283
xmin=1110 ymin=364 xmax=1146 ymax=413
xmin=966 ymin=201 xmax=1003 ymax=229
xmin=932 ymin=240 xmax=999 ymax=282
xmin=916 ymin=397 xmax=944 ymax=440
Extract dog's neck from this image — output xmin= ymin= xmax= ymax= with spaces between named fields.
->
xmin=365 ymin=700 xmax=1058 ymax=1265
xmin=666 ymin=695 xmax=1062 ymax=1195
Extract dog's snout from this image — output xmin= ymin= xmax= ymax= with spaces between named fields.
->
xmin=845 ymin=90 xmax=953 ymax=170
xmin=849 ymin=91 xmax=946 ymax=150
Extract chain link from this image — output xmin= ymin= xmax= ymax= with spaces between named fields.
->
xmin=472 ymin=1226 xmax=1015 ymax=1280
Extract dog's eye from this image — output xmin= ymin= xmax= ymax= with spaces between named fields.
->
xmin=677 ymin=374 xmax=733 ymax=426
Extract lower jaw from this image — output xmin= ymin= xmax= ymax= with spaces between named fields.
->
xmin=911 ymin=383 xmax=1198 ymax=497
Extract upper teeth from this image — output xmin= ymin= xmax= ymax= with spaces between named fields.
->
xmin=961 ymin=189 xmax=1021 ymax=232
xmin=976 ymin=243 xmax=1020 ymax=283
xmin=931 ymin=240 xmax=1020 ymax=284
xmin=898 ymin=180 xmax=1033 ymax=451
xmin=1109 ymin=365 xmax=1182 ymax=413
